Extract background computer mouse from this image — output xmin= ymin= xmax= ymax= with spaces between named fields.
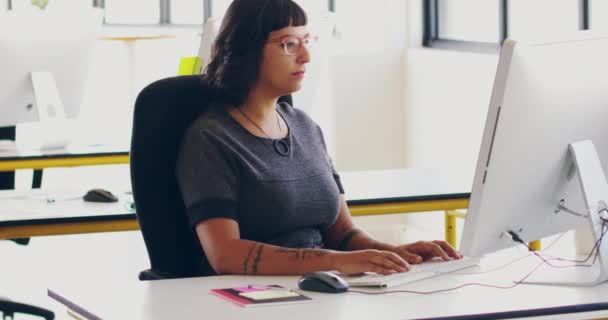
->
xmin=83 ymin=188 xmax=118 ymax=203
xmin=298 ymin=271 xmax=349 ymax=293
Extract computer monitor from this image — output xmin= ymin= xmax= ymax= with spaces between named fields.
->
xmin=0 ymin=10 xmax=101 ymax=148
xmin=460 ymin=32 xmax=608 ymax=286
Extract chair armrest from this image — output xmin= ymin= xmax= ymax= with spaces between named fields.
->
xmin=10 ymin=238 xmax=30 ymax=246
xmin=138 ymin=269 xmax=178 ymax=281
xmin=0 ymin=297 xmax=55 ymax=320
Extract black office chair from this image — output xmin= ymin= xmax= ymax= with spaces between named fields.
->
xmin=131 ymin=75 xmax=292 ymax=280
xmin=0 ymin=299 xmax=54 ymax=320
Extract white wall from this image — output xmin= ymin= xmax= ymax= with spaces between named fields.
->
xmin=330 ymin=0 xmax=409 ymax=171
xmin=403 ymin=49 xmax=498 ymax=179
xmin=332 ymin=51 xmax=407 ymax=171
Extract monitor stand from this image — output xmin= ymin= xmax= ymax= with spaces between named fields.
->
xmin=521 ymin=140 xmax=608 ymax=287
xmin=30 ymin=71 xmax=71 ymax=150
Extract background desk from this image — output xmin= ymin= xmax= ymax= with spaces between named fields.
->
xmin=0 ymin=168 xmax=471 ymax=245
xmin=0 ymin=144 xmax=129 ymax=172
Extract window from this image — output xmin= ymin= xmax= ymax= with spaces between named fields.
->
xmin=8 ymin=1 xmax=335 ymax=26
xmin=508 ymin=0 xmax=579 ymax=40
xmin=170 ymin=0 xmax=205 ymax=25
xmin=8 ymin=0 xmax=92 ymax=11
xmin=100 ymin=0 xmax=208 ymax=26
xmin=438 ymin=0 xmax=500 ymax=43
xmin=424 ymin=0 xmax=590 ymax=52
xmin=209 ymin=0 xmax=332 ymax=21
xmin=424 ymin=0 xmax=505 ymax=52
xmin=103 ymin=0 xmax=161 ymax=25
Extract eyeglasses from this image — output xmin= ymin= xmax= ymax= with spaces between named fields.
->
xmin=267 ymin=34 xmax=319 ymax=56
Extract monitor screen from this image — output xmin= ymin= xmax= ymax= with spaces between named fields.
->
xmin=461 ymin=33 xmax=608 ymax=259
xmin=0 ymin=10 xmax=101 ymax=128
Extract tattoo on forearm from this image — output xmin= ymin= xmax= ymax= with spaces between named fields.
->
xmin=243 ymin=243 xmax=257 ymax=275
xmin=338 ymin=228 xmax=362 ymax=251
xmin=275 ymin=248 xmax=328 ymax=260
xmin=251 ymin=244 xmax=264 ymax=275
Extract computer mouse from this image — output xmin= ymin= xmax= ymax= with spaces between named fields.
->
xmin=83 ymin=188 xmax=119 ymax=203
xmin=298 ymin=271 xmax=349 ymax=293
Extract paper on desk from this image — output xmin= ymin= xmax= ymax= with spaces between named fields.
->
xmin=239 ymin=290 xmax=300 ymax=301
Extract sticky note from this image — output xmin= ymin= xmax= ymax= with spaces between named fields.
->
xmin=233 ymin=286 xmax=268 ymax=293
xmin=239 ymin=290 xmax=300 ymax=301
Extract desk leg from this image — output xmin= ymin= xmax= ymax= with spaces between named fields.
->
xmin=444 ymin=209 xmax=541 ymax=251
xmin=529 ymin=240 xmax=541 ymax=251
xmin=445 ymin=211 xmax=457 ymax=248
xmin=0 ymin=126 xmax=16 ymax=190
xmin=445 ymin=210 xmax=467 ymax=248
xmin=32 ymin=169 xmax=43 ymax=188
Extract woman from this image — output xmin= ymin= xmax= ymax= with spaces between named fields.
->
xmin=176 ymin=0 xmax=462 ymax=276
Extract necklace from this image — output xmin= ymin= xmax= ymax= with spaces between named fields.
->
xmin=237 ymin=107 xmax=290 ymax=156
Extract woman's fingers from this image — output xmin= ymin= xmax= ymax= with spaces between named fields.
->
xmin=370 ymin=252 xmax=408 ymax=273
xmin=346 ymin=241 xmax=464 ymax=276
xmin=426 ymin=242 xmax=451 ymax=260
xmin=382 ymin=251 xmax=411 ymax=269
xmin=367 ymin=263 xmax=396 ymax=275
xmin=432 ymin=240 xmax=463 ymax=259
xmin=395 ymin=249 xmax=423 ymax=264
xmin=407 ymin=241 xmax=450 ymax=261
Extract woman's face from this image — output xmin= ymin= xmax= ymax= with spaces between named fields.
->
xmin=258 ymin=25 xmax=312 ymax=96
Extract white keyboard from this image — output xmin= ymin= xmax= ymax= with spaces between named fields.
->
xmin=343 ymin=256 xmax=479 ymax=288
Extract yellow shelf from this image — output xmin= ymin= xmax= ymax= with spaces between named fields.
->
xmin=349 ymin=199 xmax=469 ymax=216
xmin=0 ymin=219 xmax=140 ymax=239
xmin=0 ymin=155 xmax=130 ymax=172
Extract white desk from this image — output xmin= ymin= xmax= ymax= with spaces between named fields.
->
xmin=47 ymin=246 xmax=608 ymax=320
xmin=0 ymin=143 xmax=129 ymax=172
xmin=0 ymin=188 xmax=133 ymax=222
xmin=0 ymin=168 xmax=472 ymax=242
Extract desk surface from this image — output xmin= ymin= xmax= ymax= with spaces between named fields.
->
xmin=0 ymin=144 xmax=130 ymax=172
xmin=0 ymin=144 xmax=128 ymax=162
xmin=0 ymin=189 xmax=134 ymax=227
xmin=47 ymin=247 xmax=608 ymax=320
xmin=0 ymin=168 xmax=470 ymax=229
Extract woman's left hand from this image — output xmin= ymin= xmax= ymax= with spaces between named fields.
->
xmin=389 ymin=240 xmax=463 ymax=264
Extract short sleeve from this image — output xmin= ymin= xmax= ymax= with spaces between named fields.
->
xmin=176 ymin=125 xmax=240 ymax=228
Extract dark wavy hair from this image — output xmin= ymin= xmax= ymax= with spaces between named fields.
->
xmin=202 ymin=0 xmax=307 ymax=107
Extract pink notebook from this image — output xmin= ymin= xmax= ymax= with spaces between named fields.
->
xmin=210 ymin=285 xmax=312 ymax=308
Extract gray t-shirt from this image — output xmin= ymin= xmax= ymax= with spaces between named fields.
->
xmin=176 ymin=102 xmax=344 ymax=248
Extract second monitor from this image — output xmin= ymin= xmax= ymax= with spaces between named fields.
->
xmin=0 ymin=10 xmax=102 ymax=148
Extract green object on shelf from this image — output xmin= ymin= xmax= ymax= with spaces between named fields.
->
xmin=177 ymin=57 xmax=203 ymax=76
xmin=31 ymin=0 xmax=48 ymax=9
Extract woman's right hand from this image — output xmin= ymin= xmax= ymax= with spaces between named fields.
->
xmin=330 ymin=250 xmax=410 ymax=276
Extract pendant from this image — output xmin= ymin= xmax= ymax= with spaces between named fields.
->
xmin=274 ymin=139 xmax=290 ymax=156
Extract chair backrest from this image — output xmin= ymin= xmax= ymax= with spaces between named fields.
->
xmin=131 ymin=75 xmax=292 ymax=279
